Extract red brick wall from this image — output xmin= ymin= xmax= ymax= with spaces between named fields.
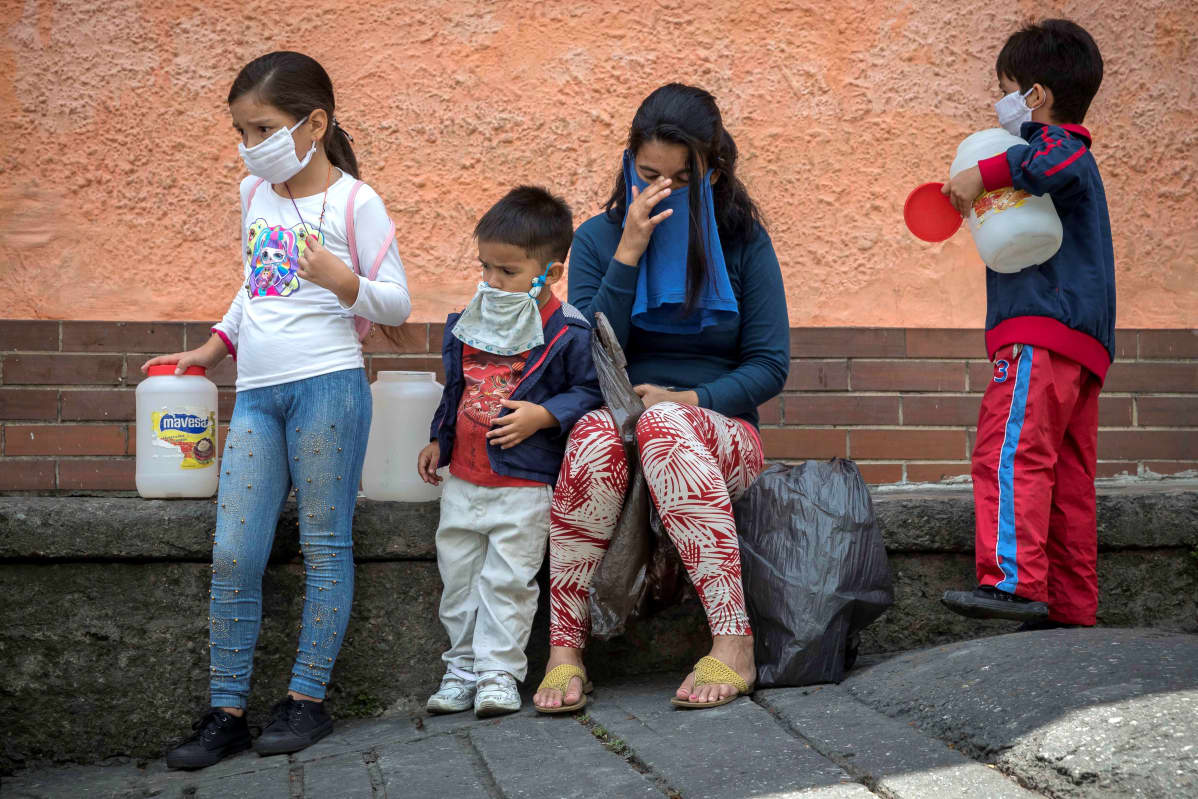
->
xmin=1 ymin=321 xmax=1195 ymax=491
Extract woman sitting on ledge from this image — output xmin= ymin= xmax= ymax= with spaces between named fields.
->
xmin=533 ymin=83 xmax=789 ymax=712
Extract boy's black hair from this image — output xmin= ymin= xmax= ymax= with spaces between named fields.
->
xmin=996 ymin=19 xmax=1103 ymax=124
xmin=474 ymin=186 xmax=574 ymax=265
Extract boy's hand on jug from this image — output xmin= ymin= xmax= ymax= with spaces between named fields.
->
xmin=487 ymin=400 xmax=557 ymax=449
xmin=417 ymin=441 xmax=442 ymax=485
xmin=943 ymin=166 xmax=984 ymax=217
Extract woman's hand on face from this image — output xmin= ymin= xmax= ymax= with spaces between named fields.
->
xmin=634 ymin=384 xmax=700 ymax=409
xmin=613 ymin=178 xmax=674 ymax=267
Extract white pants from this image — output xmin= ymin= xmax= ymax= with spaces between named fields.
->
xmin=435 ymin=474 xmax=553 ymax=681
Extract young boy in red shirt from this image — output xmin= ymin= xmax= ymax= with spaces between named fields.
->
xmin=417 ymin=187 xmax=602 ymax=717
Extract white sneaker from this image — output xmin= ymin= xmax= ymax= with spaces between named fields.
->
xmin=426 ymin=667 xmax=477 ymax=714
xmin=474 ymin=671 xmax=520 ymax=718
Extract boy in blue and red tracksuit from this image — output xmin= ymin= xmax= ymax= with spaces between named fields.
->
xmin=941 ymin=19 xmax=1113 ymax=629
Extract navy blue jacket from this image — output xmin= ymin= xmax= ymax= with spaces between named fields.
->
xmin=569 ymin=214 xmax=789 ymax=428
xmin=429 ymin=300 xmax=603 ymax=486
xmin=977 ymin=121 xmax=1116 ymax=380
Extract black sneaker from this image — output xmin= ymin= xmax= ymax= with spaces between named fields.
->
xmin=165 ymin=708 xmax=252 ymax=770
xmin=1016 ymin=619 xmax=1083 ymax=632
xmin=941 ymin=585 xmax=1050 ymax=621
xmin=255 ymin=697 xmax=334 ymax=756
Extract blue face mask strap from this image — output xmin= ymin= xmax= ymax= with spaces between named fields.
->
xmin=529 ymin=262 xmax=552 ymax=298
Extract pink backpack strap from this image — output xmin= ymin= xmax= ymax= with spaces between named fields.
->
xmin=345 ymin=180 xmax=365 ymax=274
xmin=244 ymin=177 xmax=266 ymax=216
xmin=367 ymin=219 xmax=397 ymax=280
xmin=344 ymin=180 xmax=398 ymax=340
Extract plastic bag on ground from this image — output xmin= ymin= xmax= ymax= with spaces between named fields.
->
xmin=734 ymin=459 xmax=894 ymax=686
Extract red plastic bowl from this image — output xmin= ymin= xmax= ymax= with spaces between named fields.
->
xmin=904 ymin=182 xmax=963 ymax=243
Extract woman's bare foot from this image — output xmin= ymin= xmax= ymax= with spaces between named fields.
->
xmin=533 ymin=646 xmax=586 ymax=710
xmin=675 ymin=634 xmax=756 ymax=704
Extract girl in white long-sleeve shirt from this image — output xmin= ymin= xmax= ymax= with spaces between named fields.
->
xmin=144 ymin=51 xmax=411 ymax=769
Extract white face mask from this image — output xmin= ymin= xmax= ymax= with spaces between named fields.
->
xmin=995 ymin=87 xmax=1037 ymax=136
xmin=451 ymin=269 xmax=549 ymax=356
xmin=238 ymin=115 xmax=317 ymax=184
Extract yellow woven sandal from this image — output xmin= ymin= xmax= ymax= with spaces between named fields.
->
xmin=534 ymin=664 xmax=594 ymax=715
xmin=670 ymin=655 xmax=754 ymax=709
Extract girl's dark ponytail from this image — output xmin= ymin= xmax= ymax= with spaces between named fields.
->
xmin=229 ymin=52 xmax=359 ymax=178
xmin=325 ymin=120 xmax=360 ymax=179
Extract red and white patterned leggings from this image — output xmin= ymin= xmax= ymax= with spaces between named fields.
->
xmin=548 ymin=402 xmax=764 ymax=648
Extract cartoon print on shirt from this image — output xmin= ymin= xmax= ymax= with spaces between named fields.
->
xmin=244 ymin=220 xmax=321 ymax=298
xmin=460 ymin=352 xmax=527 ymax=427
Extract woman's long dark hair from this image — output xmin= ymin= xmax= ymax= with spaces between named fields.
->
xmin=228 ymin=51 xmax=359 ymax=178
xmin=603 ymin=83 xmax=764 ymax=313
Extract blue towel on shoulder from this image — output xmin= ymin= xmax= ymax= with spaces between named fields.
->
xmin=623 ymin=150 xmax=739 ymax=334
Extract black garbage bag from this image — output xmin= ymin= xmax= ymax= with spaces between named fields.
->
xmin=733 ymin=459 xmax=893 ymax=686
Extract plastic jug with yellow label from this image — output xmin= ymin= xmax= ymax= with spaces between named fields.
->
xmin=950 ymin=128 xmax=1063 ymax=273
xmin=136 ymin=365 xmax=220 ymax=498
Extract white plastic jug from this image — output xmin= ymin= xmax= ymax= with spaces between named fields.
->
xmin=362 ymin=371 xmax=444 ymax=502
xmin=950 ymin=128 xmax=1063 ymax=273
xmin=136 ymin=365 xmax=220 ymax=498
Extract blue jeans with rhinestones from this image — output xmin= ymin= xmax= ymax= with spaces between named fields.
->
xmin=208 ymin=368 xmax=371 ymax=709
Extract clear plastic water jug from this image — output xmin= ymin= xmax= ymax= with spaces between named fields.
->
xmin=136 ymin=365 xmax=220 ymax=498
xmin=362 ymin=371 xmax=444 ymax=502
xmin=950 ymin=128 xmax=1063 ymax=273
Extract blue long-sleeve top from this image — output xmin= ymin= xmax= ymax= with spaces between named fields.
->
xmin=568 ymin=211 xmax=790 ymax=428
xmin=976 ymin=121 xmax=1115 ymax=381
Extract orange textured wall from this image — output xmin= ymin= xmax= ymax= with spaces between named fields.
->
xmin=1 ymin=0 xmax=1195 ymax=327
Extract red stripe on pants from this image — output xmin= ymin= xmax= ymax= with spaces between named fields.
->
xmin=548 ymin=402 xmax=764 ymax=647
xmin=971 ymin=344 xmax=1101 ymax=625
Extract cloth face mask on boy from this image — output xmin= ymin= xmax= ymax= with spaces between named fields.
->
xmin=239 ymin=116 xmax=317 ymax=184
xmin=451 ymin=266 xmax=550 ymax=357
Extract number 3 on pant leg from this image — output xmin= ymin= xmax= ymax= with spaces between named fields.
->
xmin=992 ymin=344 xmax=1022 ymax=383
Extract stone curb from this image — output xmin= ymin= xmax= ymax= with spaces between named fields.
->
xmin=3 ymin=480 xmax=1194 ymax=561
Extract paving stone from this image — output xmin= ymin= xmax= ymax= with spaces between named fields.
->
xmin=291 ymin=716 xmax=419 ymax=763
xmin=584 ymin=675 xmax=853 ymax=799
xmin=191 ymin=763 xmax=292 ymax=798
xmin=412 ymin=702 xmax=541 ymax=740
xmin=757 ymin=684 xmax=1038 ymax=798
xmin=375 ymin=735 xmax=491 ymax=798
xmin=298 ymin=751 xmax=374 ymax=798
xmin=786 ymin=785 xmax=879 ymax=798
xmin=843 ymin=629 xmax=1198 ymax=798
xmin=0 ymin=764 xmax=142 ymax=798
xmin=469 ymin=714 xmax=661 ymax=798
xmin=138 ymin=747 xmax=266 ymax=787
